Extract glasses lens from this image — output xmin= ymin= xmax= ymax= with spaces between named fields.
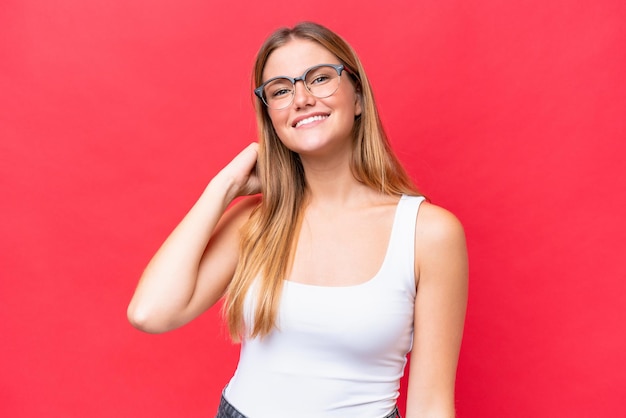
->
xmin=263 ymin=78 xmax=294 ymax=109
xmin=305 ymin=65 xmax=341 ymax=98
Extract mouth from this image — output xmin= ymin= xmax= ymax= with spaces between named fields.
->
xmin=293 ymin=114 xmax=329 ymax=128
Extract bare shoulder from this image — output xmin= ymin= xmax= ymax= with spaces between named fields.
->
xmin=415 ymin=201 xmax=465 ymax=243
xmin=414 ymin=201 xmax=468 ymax=283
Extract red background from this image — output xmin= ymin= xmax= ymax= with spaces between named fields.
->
xmin=1 ymin=0 xmax=625 ymax=417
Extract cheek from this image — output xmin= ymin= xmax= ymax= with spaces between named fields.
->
xmin=340 ymin=85 xmax=362 ymax=116
xmin=266 ymin=112 xmax=290 ymax=144
xmin=268 ymin=110 xmax=288 ymax=130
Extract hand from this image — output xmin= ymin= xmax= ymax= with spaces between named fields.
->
xmin=214 ymin=142 xmax=261 ymax=200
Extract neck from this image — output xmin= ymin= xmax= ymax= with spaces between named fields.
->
xmin=299 ymin=153 xmax=373 ymax=208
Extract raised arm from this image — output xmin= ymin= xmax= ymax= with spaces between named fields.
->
xmin=127 ymin=142 xmax=261 ymax=334
xmin=406 ymin=203 xmax=468 ymax=418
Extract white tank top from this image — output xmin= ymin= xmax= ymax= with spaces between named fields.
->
xmin=224 ymin=195 xmax=425 ymax=418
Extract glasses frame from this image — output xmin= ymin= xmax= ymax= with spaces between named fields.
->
xmin=254 ymin=63 xmax=350 ymax=110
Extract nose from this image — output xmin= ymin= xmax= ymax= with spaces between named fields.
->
xmin=292 ymin=79 xmax=315 ymax=108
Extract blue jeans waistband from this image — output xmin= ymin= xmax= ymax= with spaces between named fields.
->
xmin=215 ymin=393 xmax=401 ymax=418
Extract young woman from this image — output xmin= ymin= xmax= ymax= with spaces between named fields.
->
xmin=128 ymin=22 xmax=468 ymax=418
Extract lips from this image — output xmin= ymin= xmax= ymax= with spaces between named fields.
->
xmin=292 ymin=113 xmax=329 ymax=128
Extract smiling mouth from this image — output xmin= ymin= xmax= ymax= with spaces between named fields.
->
xmin=294 ymin=114 xmax=329 ymax=128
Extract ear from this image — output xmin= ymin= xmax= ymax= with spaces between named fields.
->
xmin=354 ymin=84 xmax=363 ymax=117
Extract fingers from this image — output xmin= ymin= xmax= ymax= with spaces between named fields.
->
xmin=231 ymin=142 xmax=258 ymax=168
xmin=216 ymin=142 xmax=261 ymax=198
xmin=240 ymin=143 xmax=261 ymax=196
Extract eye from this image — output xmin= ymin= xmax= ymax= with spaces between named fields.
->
xmin=310 ymin=74 xmax=331 ymax=85
xmin=307 ymin=70 xmax=333 ymax=85
xmin=265 ymin=79 xmax=293 ymax=99
xmin=272 ymin=88 xmax=292 ymax=97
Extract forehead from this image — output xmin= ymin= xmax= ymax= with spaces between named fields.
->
xmin=262 ymin=39 xmax=339 ymax=81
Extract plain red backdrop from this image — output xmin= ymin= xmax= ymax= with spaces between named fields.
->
xmin=1 ymin=0 xmax=625 ymax=417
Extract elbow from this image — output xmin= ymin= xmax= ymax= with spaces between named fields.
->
xmin=127 ymin=303 xmax=173 ymax=334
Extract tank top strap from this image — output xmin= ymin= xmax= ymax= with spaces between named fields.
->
xmin=382 ymin=195 xmax=426 ymax=293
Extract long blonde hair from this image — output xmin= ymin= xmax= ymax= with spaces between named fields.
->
xmin=223 ymin=22 xmax=419 ymax=340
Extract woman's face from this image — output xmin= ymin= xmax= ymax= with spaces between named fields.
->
xmin=261 ymin=39 xmax=362 ymax=158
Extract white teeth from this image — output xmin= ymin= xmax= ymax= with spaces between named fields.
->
xmin=295 ymin=115 xmax=327 ymax=128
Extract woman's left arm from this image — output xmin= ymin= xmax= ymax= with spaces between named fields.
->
xmin=405 ymin=202 xmax=469 ymax=418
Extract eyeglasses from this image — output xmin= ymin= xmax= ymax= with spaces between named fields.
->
xmin=254 ymin=63 xmax=349 ymax=110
